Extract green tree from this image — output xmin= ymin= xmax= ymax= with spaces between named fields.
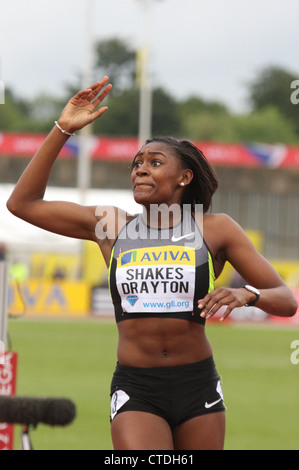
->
xmin=178 ymin=95 xmax=228 ymax=116
xmin=152 ymin=88 xmax=181 ymax=136
xmin=179 ymin=111 xmax=236 ymax=142
xmin=0 ymin=89 xmax=30 ymax=131
xmin=180 ymin=107 xmax=299 ymax=144
xmin=232 ymin=106 xmax=299 ymax=144
xmin=248 ymin=65 xmax=299 ymax=134
xmin=95 ymin=37 xmax=137 ymax=94
xmin=178 ymin=89 xmax=299 ymax=144
xmin=27 ymin=94 xmax=66 ymax=132
xmin=93 ymin=87 xmax=139 ymax=136
xmin=93 ymin=87 xmax=181 ymax=137
xmin=178 ymin=95 xmax=232 ymax=141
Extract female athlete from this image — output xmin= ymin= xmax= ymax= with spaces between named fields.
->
xmin=7 ymin=77 xmax=297 ymax=450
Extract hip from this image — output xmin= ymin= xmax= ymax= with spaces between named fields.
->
xmin=110 ymin=356 xmax=226 ymax=428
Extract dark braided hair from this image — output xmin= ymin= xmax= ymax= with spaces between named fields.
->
xmin=144 ymin=137 xmax=219 ymax=213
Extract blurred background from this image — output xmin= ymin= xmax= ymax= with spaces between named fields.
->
xmin=0 ymin=0 xmax=299 ymax=450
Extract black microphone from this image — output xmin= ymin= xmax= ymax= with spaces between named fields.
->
xmin=0 ymin=396 xmax=76 ymax=427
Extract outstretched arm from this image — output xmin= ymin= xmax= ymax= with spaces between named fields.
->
xmin=7 ymin=77 xmax=113 ymax=242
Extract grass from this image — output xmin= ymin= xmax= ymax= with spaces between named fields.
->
xmin=8 ymin=318 xmax=118 ymax=450
xmin=5 ymin=318 xmax=299 ymax=450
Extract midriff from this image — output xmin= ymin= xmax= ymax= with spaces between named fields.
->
xmin=116 ymin=317 xmax=213 ymax=368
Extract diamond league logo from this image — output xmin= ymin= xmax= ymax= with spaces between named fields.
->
xmin=126 ymin=295 xmax=139 ymax=307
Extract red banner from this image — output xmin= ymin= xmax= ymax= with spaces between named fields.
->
xmin=0 ymin=352 xmax=18 ymax=451
xmin=1 ymin=132 xmax=299 ymax=168
xmin=0 ymin=132 xmax=74 ymax=159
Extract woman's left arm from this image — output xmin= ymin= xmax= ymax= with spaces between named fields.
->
xmin=199 ymin=214 xmax=298 ymax=321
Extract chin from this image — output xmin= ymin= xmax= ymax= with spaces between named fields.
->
xmin=133 ymin=194 xmax=150 ymax=207
xmin=133 ymin=189 xmax=151 ymax=203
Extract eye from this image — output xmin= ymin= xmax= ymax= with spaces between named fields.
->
xmin=152 ymin=160 xmax=162 ymax=167
xmin=133 ymin=160 xmax=142 ymax=168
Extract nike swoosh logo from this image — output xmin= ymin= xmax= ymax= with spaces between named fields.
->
xmin=171 ymin=233 xmax=195 ymax=242
xmin=205 ymin=398 xmax=222 ymax=409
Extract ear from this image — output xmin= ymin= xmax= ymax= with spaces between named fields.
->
xmin=178 ymin=169 xmax=193 ymax=187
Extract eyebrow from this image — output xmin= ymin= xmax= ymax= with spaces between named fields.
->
xmin=133 ymin=150 xmax=168 ymax=161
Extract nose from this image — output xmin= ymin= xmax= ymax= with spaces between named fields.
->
xmin=135 ymin=162 xmax=149 ymax=176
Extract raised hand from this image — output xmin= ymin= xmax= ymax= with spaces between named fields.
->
xmin=58 ymin=76 xmax=112 ymax=134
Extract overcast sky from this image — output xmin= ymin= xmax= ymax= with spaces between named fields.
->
xmin=1 ymin=0 xmax=299 ymax=113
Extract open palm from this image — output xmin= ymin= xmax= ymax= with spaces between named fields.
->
xmin=59 ymin=76 xmax=112 ymax=133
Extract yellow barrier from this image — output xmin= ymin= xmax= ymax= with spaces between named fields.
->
xmin=82 ymin=241 xmax=107 ymax=286
xmin=30 ymin=253 xmax=81 ymax=280
xmin=270 ymin=261 xmax=299 ymax=288
xmin=30 ymin=242 xmax=107 ymax=286
xmin=8 ymin=280 xmax=90 ymax=318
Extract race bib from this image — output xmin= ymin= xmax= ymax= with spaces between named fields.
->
xmin=116 ymin=246 xmax=195 ymax=314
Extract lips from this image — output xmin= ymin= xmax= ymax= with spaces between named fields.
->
xmin=133 ymin=182 xmax=153 ymax=190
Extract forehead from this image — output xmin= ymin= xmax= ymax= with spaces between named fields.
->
xmin=135 ymin=141 xmax=178 ymax=159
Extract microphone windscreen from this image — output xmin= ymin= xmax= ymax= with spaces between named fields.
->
xmin=0 ymin=396 xmax=76 ymax=427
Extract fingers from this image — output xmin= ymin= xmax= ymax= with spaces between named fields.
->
xmin=75 ymin=88 xmax=93 ymax=100
xmin=89 ymin=106 xmax=109 ymax=122
xmin=198 ymin=288 xmax=242 ymax=322
xmin=75 ymin=76 xmax=112 ymax=103
xmin=87 ymin=76 xmax=111 ymax=101
xmin=91 ymin=83 xmax=113 ymax=107
xmin=86 ymin=76 xmax=109 ymax=98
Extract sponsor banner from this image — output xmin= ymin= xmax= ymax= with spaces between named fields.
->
xmin=0 ymin=132 xmax=74 ymax=159
xmin=0 ymin=133 xmax=138 ymax=161
xmin=8 ymin=280 xmax=90 ymax=318
xmin=1 ymin=133 xmax=299 ymax=167
xmin=0 ymin=352 xmax=18 ymax=451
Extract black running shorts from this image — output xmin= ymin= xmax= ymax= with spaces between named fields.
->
xmin=110 ymin=356 xmax=225 ymax=429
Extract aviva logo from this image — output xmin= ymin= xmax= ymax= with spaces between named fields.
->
xmin=121 ymin=250 xmax=137 ymax=266
xmin=118 ymin=246 xmax=195 ymax=267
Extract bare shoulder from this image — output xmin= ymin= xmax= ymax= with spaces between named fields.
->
xmin=93 ymin=205 xmax=137 ymax=242
xmin=203 ymin=212 xmax=238 ymax=229
xmin=203 ymin=212 xmax=243 ymax=241
xmin=92 ymin=205 xmax=138 ymax=265
xmin=203 ymin=213 xmax=254 ymax=261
